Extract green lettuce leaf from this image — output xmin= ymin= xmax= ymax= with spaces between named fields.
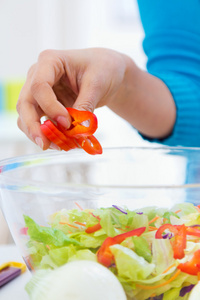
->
xmin=69 ymin=231 xmax=106 ymax=248
xmin=163 ymin=211 xmax=180 ymax=222
xmin=24 ymin=215 xmax=81 ymax=247
xmin=26 ymin=240 xmax=49 ymax=268
xmin=49 ymin=245 xmax=76 ymax=266
xmin=162 ymin=287 xmax=181 ymax=300
xmin=152 ymin=238 xmax=175 ymax=275
xmin=171 ymin=203 xmax=197 ymax=216
xmin=132 ymin=236 xmax=152 ymax=263
xmin=110 ymin=244 xmax=155 ymax=281
xmin=98 ymin=208 xmax=117 ymax=237
xmin=127 ymin=212 xmax=149 ymax=229
xmin=68 ymin=249 xmax=97 ymax=262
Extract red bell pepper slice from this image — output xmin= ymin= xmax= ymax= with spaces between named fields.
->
xmin=172 ymin=224 xmax=187 ymax=259
xmin=156 ymin=224 xmax=200 ymax=239
xmin=186 ymin=227 xmax=200 ymax=237
xmin=155 ymin=224 xmax=187 ymax=259
xmin=41 ymin=120 xmax=78 ymax=151
xmin=155 ymin=224 xmax=179 ymax=238
xmin=76 ymin=135 xmax=102 ymax=155
xmin=40 ymin=108 xmax=102 ymax=155
xmin=97 ymin=227 xmax=146 ymax=267
xmin=62 ymin=107 xmax=98 ymax=137
xmin=97 ymin=237 xmax=116 ymax=267
xmin=178 ymin=249 xmax=200 ymax=275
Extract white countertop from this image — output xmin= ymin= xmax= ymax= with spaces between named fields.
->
xmin=0 ymin=244 xmax=31 ymax=300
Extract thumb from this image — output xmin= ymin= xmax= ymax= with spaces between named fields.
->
xmin=73 ymin=76 xmax=105 ymax=113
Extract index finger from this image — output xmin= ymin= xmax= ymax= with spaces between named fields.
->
xmin=30 ymin=50 xmax=71 ymax=129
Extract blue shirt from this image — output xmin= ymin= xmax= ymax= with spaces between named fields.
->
xmin=137 ymin=0 xmax=200 ymax=146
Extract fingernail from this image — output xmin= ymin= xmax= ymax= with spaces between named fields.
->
xmin=56 ymin=116 xmax=70 ymax=129
xmin=35 ymin=137 xmax=44 ymax=150
xmin=49 ymin=142 xmax=61 ymax=151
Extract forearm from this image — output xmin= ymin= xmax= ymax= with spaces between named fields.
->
xmin=107 ymin=55 xmax=176 ymax=139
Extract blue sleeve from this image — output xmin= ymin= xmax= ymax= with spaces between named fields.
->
xmin=137 ymin=0 xmax=200 ymax=147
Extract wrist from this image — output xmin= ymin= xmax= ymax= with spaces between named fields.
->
xmin=106 ymin=53 xmax=176 ymax=139
xmin=107 ymin=54 xmax=139 ymax=113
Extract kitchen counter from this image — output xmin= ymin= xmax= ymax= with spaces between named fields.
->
xmin=0 ymin=244 xmax=31 ymax=300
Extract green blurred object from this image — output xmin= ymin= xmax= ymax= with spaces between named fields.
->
xmin=0 ymin=82 xmax=5 ymax=111
xmin=5 ymin=80 xmax=24 ymax=111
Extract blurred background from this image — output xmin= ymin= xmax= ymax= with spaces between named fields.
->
xmin=0 ymin=0 xmax=149 ymax=244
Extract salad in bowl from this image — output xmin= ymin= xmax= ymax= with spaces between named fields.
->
xmin=1 ymin=147 xmax=200 ymax=299
xmin=23 ymin=202 xmax=200 ymax=300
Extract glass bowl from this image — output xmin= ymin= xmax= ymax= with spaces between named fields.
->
xmin=1 ymin=146 xmax=200 ymax=299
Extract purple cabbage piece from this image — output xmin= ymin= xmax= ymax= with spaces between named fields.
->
xmin=180 ymin=284 xmax=195 ymax=297
xmin=112 ymin=205 xmax=127 ymax=214
xmin=148 ymin=284 xmax=195 ymax=299
xmin=136 ymin=212 xmax=143 ymax=215
xmin=162 ymin=232 xmax=173 ymax=239
xmin=148 ymin=294 xmax=163 ymax=300
xmin=109 ymin=263 xmax=116 ymax=268
xmin=155 ymin=295 xmax=163 ymax=300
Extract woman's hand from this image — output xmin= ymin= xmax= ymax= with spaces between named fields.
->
xmin=16 ymin=48 xmax=128 ymax=150
xmin=17 ymin=47 xmax=176 ymax=150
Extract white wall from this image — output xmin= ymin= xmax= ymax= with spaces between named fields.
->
xmin=0 ymin=0 xmax=146 ymax=80
xmin=0 ymin=0 xmax=38 ymax=79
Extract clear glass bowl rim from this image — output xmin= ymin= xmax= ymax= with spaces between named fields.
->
xmin=1 ymin=146 xmax=200 ymax=190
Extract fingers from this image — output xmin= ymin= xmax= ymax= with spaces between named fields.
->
xmin=17 ymin=73 xmax=52 ymax=149
xmin=72 ymin=48 xmax=125 ymax=112
xmin=17 ymin=101 xmax=51 ymax=150
xmin=17 ymin=50 xmax=71 ymax=148
xmin=73 ymin=72 xmax=106 ymax=113
xmin=30 ymin=51 xmax=71 ymax=127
